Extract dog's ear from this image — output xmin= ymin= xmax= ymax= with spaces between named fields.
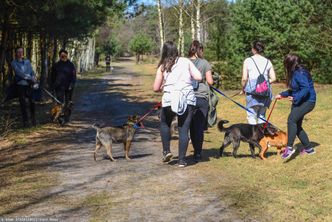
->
xmin=266 ymin=124 xmax=278 ymax=135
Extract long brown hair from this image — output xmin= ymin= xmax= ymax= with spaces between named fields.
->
xmin=284 ymin=54 xmax=300 ymax=87
xmin=158 ymin=41 xmax=179 ymax=72
xmin=284 ymin=54 xmax=312 ymax=87
xmin=188 ymin=40 xmax=203 ymax=58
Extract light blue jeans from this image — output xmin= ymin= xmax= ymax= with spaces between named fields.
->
xmin=246 ymin=105 xmax=267 ymax=125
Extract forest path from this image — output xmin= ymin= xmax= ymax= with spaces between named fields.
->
xmin=3 ymin=58 xmax=241 ymax=222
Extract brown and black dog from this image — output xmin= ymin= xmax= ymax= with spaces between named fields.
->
xmin=218 ymin=120 xmax=278 ymax=158
xmin=259 ymin=130 xmax=287 ymax=160
xmin=50 ymin=102 xmax=73 ymax=126
xmin=92 ymin=115 xmax=142 ymax=162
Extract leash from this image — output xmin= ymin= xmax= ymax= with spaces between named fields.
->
xmin=230 ymin=91 xmax=241 ymax=98
xmin=134 ymin=101 xmax=162 ymax=128
xmin=263 ymin=99 xmax=277 ymax=129
xmin=211 ymin=86 xmax=281 ymax=130
xmin=43 ymin=88 xmax=63 ymax=105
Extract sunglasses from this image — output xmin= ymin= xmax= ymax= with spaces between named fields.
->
xmin=60 ymin=54 xmax=68 ymax=59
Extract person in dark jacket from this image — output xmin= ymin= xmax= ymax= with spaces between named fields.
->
xmin=50 ymin=49 xmax=76 ymax=122
xmin=276 ymin=54 xmax=316 ymax=159
xmin=11 ymin=47 xmax=37 ymax=127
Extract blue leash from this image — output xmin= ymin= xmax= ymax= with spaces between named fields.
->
xmin=211 ymin=87 xmax=281 ymax=130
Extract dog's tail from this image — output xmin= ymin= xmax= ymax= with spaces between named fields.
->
xmin=217 ymin=120 xmax=229 ymax=132
xmin=91 ymin=124 xmax=101 ymax=131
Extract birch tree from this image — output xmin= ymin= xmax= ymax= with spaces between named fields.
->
xmin=178 ymin=0 xmax=185 ymax=56
xmin=190 ymin=2 xmax=196 ymax=41
xmin=156 ymin=0 xmax=165 ymax=53
xmin=196 ymin=0 xmax=201 ymax=41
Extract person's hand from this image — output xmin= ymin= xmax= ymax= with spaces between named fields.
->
xmin=68 ymin=83 xmax=74 ymax=91
xmin=239 ymin=89 xmax=245 ymax=95
xmin=275 ymin=94 xmax=283 ymax=100
xmin=287 ymin=96 xmax=294 ymax=101
xmin=24 ymin=75 xmax=31 ymax=80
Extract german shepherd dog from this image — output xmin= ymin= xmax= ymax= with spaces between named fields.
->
xmin=218 ymin=120 xmax=278 ymax=158
xmin=51 ymin=102 xmax=73 ymax=126
xmin=92 ymin=115 xmax=142 ymax=162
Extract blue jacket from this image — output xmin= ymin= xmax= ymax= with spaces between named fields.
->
xmin=280 ymin=68 xmax=316 ymax=106
xmin=11 ymin=59 xmax=35 ymax=86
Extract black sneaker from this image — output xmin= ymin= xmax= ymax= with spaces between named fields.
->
xmin=162 ymin=152 xmax=173 ymax=162
xmin=178 ymin=160 xmax=187 ymax=168
xmin=194 ymin=154 xmax=202 ymax=163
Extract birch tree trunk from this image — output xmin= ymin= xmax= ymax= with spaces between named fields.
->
xmin=196 ymin=0 xmax=201 ymax=41
xmin=156 ymin=0 xmax=164 ymax=54
xmin=178 ymin=0 xmax=184 ymax=56
xmin=190 ymin=1 xmax=196 ymax=41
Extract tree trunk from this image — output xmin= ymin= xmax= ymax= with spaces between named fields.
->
xmin=156 ymin=0 xmax=165 ymax=54
xmin=40 ymin=33 xmax=48 ymax=93
xmin=26 ymin=32 xmax=33 ymax=60
xmin=196 ymin=0 xmax=201 ymax=41
xmin=178 ymin=0 xmax=184 ymax=56
xmin=191 ymin=1 xmax=196 ymax=41
xmin=0 ymin=27 xmax=9 ymax=90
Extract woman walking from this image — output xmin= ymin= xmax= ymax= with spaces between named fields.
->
xmin=241 ymin=41 xmax=276 ymax=124
xmin=153 ymin=41 xmax=202 ymax=167
xmin=188 ymin=40 xmax=213 ymax=162
xmin=276 ymin=54 xmax=316 ymax=159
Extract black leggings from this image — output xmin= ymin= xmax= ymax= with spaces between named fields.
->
xmin=160 ymin=105 xmax=194 ymax=162
xmin=17 ymin=85 xmax=35 ymax=123
xmin=287 ymin=101 xmax=315 ymax=148
xmin=190 ymin=97 xmax=209 ymax=155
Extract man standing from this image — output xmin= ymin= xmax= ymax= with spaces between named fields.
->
xmin=50 ymin=49 xmax=76 ymax=123
xmin=11 ymin=47 xmax=37 ymax=127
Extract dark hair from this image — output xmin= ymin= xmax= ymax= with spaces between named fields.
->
xmin=188 ymin=40 xmax=204 ymax=58
xmin=283 ymin=54 xmax=311 ymax=87
xmin=252 ymin=40 xmax=264 ymax=54
xmin=59 ymin=49 xmax=68 ymax=56
xmin=158 ymin=41 xmax=179 ymax=72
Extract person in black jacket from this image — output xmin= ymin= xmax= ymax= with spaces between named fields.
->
xmin=50 ymin=49 xmax=76 ymax=122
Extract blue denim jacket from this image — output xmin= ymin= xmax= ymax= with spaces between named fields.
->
xmin=11 ymin=59 xmax=35 ymax=86
xmin=280 ymin=68 xmax=316 ymax=106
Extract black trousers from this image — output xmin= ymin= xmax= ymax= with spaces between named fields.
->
xmin=55 ymin=87 xmax=73 ymax=105
xmin=160 ymin=105 xmax=194 ymax=162
xmin=287 ymin=101 xmax=315 ymax=148
xmin=17 ymin=85 xmax=35 ymax=124
xmin=190 ymin=97 xmax=209 ymax=156
xmin=55 ymin=87 xmax=73 ymax=122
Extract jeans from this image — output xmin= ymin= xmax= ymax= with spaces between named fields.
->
xmin=287 ymin=101 xmax=315 ymax=148
xmin=17 ymin=85 xmax=35 ymax=124
xmin=160 ymin=105 xmax=194 ymax=162
xmin=246 ymin=105 xmax=267 ymax=125
xmin=190 ymin=97 xmax=209 ymax=156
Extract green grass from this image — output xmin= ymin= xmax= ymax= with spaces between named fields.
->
xmin=136 ymin=62 xmax=332 ymax=221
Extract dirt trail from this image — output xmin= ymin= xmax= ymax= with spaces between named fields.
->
xmin=5 ymin=58 xmax=241 ymax=221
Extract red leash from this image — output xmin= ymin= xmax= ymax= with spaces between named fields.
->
xmin=263 ymin=99 xmax=278 ymax=129
xmin=136 ymin=102 xmax=162 ymax=125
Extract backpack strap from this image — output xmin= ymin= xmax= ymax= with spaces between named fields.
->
xmin=250 ymin=57 xmax=269 ymax=76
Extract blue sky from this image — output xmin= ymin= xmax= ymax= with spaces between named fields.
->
xmin=138 ymin=0 xmax=155 ymax=5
